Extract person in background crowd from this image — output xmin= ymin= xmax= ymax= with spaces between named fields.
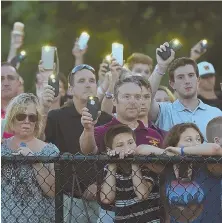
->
xmin=206 ymin=116 xmax=222 ymax=211
xmin=43 ymin=64 xmax=112 ymax=223
xmin=162 ymin=123 xmax=222 ymax=223
xmin=126 ymin=53 xmax=153 ymax=78
xmin=100 ymin=124 xmax=161 ymax=223
xmin=206 ymin=116 xmax=222 ymax=147
xmin=7 ymin=22 xmax=24 ymax=63
xmin=154 ymin=85 xmax=175 ymax=103
xmin=197 ymin=61 xmax=222 ymax=110
xmin=36 ymin=61 xmax=68 ymax=110
xmin=1 ymin=62 xmax=22 ymax=139
xmin=1 ymin=93 xmax=59 ymax=223
xmin=148 ymin=44 xmax=222 ymax=139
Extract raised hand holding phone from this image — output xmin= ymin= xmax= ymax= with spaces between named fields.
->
xmin=190 ymin=39 xmax=208 ymax=61
xmin=157 ymin=39 xmax=182 ymax=61
xmin=41 ymin=46 xmax=56 ymax=70
xmin=78 ymin=32 xmax=90 ymax=50
xmin=87 ymin=96 xmax=100 ymax=121
xmin=48 ymin=74 xmax=59 ymax=97
xmin=156 ymin=42 xmax=176 ymax=72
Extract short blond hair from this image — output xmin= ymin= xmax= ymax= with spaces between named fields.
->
xmin=206 ymin=116 xmax=222 ymax=142
xmin=158 ymin=85 xmax=176 ymax=103
xmin=5 ymin=93 xmax=43 ymax=138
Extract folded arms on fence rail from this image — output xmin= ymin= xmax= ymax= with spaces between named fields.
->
xmin=2 ymin=155 xmax=222 ymax=223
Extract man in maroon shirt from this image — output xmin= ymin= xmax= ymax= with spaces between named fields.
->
xmin=80 ymin=76 xmax=164 ymax=154
xmin=80 ymin=76 xmax=165 ymax=222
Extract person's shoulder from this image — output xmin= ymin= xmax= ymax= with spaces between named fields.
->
xmin=98 ymin=111 xmax=113 ymax=124
xmin=203 ymin=102 xmax=222 ymax=113
xmin=47 ymin=108 xmax=62 ymax=119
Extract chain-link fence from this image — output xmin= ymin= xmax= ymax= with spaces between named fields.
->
xmin=2 ymin=154 xmax=222 ymax=223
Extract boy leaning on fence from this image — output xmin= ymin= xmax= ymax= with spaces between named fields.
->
xmin=99 ymin=124 xmax=162 ymax=223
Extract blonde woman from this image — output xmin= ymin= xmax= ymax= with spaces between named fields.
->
xmin=1 ymin=93 xmax=59 ymax=223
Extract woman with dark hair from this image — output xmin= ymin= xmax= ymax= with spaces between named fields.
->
xmin=136 ymin=123 xmax=222 ymax=223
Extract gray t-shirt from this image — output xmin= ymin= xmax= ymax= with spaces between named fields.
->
xmin=1 ymin=140 xmax=59 ymax=223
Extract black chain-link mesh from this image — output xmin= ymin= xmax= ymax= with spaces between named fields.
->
xmin=2 ymin=154 xmax=222 ymax=223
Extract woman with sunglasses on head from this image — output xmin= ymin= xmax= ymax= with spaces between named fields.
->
xmin=1 ymin=93 xmax=59 ymax=223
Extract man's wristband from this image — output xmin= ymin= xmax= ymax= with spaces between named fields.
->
xmin=155 ymin=65 xmax=167 ymax=76
xmin=105 ymin=92 xmax=114 ymax=99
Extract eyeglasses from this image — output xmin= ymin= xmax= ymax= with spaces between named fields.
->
xmin=15 ymin=113 xmax=38 ymax=122
xmin=68 ymin=64 xmax=95 ymax=84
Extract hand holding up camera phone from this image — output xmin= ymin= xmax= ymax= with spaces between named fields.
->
xmin=157 ymin=39 xmax=182 ymax=61
xmin=190 ymin=39 xmax=208 ymax=61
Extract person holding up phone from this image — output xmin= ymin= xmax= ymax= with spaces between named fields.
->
xmin=43 ymin=64 xmax=113 ymax=223
xmin=148 ymin=42 xmax=222 ymax=140
xmin=197 ymin=61 xmax=222 ymax=110
xmin=72 ymin=32 xmax=89 ymax=66
xmin=7 ymin=22 xmax=24 ymax=64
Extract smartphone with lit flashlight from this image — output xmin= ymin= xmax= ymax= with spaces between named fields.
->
xmin=198 ymin=39 xmax=208 ymax=53
xmin=48 ymin=74 xmax=59 ymax=97
xmin=78 ymin=32 xmax=90 ymax=50
xmin=87 ymin=96 xmax=100 ymax=121
xmin=10 ymin=50 xmax=26 ymax=67
xmin=112 ymin=43 xmax=124 ymax=66
xmin=157 ymin=39 xmax=183 ymax=60
xmin=105 ymin=54 xmax=111 ymax=71
xmin=41 ymin=46 xmax=56 ymax=70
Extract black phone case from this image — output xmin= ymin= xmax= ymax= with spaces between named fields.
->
xmin=87 ymin=97 xmax=100 ymax=121
xmin=157 ymin=39 xmax=183 ymax=61
xmin=48 ymin=76 xmax=59 ymax=97
xmin=157 ymin=46 xmax=171 ymax=61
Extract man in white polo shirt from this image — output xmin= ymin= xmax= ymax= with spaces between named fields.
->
xmin=148 ymin=43 xmax=222 ymax=139
xmin=198 ymin=61 xmax=222 ymax=110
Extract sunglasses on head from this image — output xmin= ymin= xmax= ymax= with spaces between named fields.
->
xmin=15 ymin=113 xmax=38 ymax=122
xmin=68 ymin=64 xmax=95 ymax=84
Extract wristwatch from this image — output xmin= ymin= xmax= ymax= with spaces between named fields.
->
xmin=105 ymin=92 xmax=114 ymax=99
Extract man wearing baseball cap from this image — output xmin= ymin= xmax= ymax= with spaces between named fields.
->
xmin=198 ymin=61 xmax=222 ymax=110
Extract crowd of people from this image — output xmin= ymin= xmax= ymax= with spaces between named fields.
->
xmin=1 ymin=22 xmax=222 ymax=223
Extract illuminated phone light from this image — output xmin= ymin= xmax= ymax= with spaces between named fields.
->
xmin=81 ymin=32 xmax=89 ymax=37
xmin=20 ymin=50 xmax=26 ymax=56
xmin=105 ymin=55 xmax=111 ymax=62
xmin=50 ymin=74 xmax=55 ymax=79
xmin=43 ymin=46 xmax=51 ymax=52
xmin=112 ymin=42 xmax=122 ymax=48
xmin=202 ymin=39 xmax=208 ymax=45
xmin=89 ymin=96 xmax=94 ymax=100
xmin=173 ymin=39 xmax=180 ymax=45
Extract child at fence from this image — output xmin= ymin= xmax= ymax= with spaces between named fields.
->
xmin=99 ymin=124 xmax=161 ymax=223
xmin=206 ymin=116 xmax=222 ymax=211
xmin=161 ymin=123 xmax=222 ymax=223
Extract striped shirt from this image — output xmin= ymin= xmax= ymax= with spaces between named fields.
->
xmin=101 ymin=165 xmax=161 ymax=223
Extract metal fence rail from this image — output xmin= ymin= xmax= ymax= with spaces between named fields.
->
xmin=2 ymin=154 xmax=222 ymax=223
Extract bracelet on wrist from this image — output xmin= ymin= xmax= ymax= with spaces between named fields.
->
xmin=155 ymin=65 xmax=167 ymax=76
xmin=180 ymin=146 xmax=185 ymax=156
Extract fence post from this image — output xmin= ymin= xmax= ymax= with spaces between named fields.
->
xmin=55 ymin=162 xmax=64 ymax=223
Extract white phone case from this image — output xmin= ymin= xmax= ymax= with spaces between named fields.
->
xmin=41 ymin=46 xmax=55 ymax=70
xmin=112 ymin=43 xmax=124 ymax=66
xmin=78 ymin=33 xmax=90 ymax=50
